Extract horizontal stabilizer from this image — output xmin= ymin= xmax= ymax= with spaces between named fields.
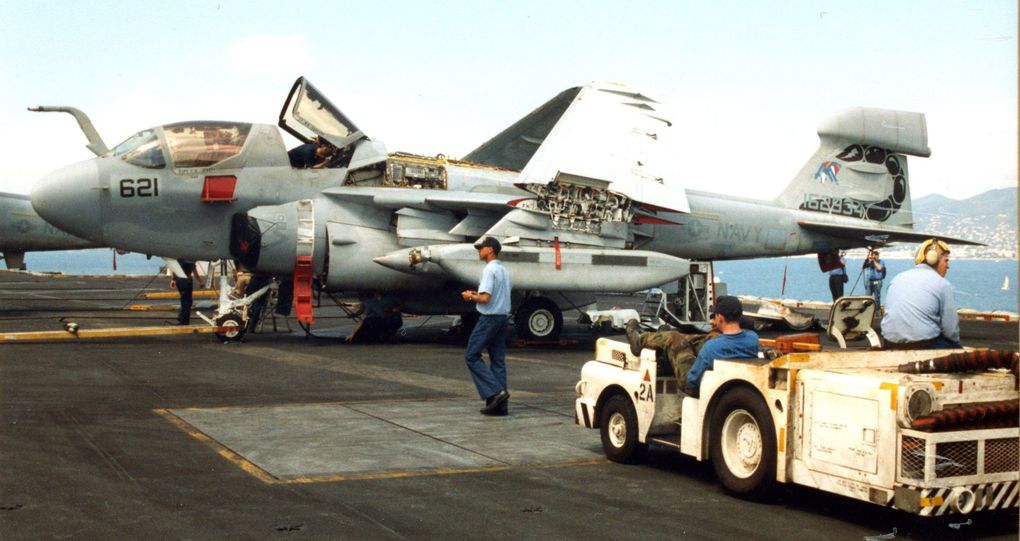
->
xmin=818 ymin=107 xmax=930 ymax=157
xmin=776 ymin=107 xmax=932 ymax=229
xmin=797 ymin=220 xmax=984 ymax=247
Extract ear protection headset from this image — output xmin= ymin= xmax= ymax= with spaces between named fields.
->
xmin=915 ymin=238 xmax=949 ymax=266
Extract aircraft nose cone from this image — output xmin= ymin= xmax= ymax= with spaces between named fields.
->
xmin=31 ymin=159 xmax=102 ymax=242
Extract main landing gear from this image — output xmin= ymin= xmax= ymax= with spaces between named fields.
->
xmin=514 ymin=296 xmax=563 ymax=341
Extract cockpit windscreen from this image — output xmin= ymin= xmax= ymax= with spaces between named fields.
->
xmin=163 ymin=122 xmax=252 ymax=168
xmin=110 ymin=129 xmax=166 ymax=169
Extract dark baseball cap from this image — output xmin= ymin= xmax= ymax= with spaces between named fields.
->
xmin=711 ymin=296 xmax=743 ymax=320
xmin=473 ymin=236 xmax=501 ymax=254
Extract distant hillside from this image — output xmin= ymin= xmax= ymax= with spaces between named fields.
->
xmin=908 ymin=187 xmax=1017 ymax=258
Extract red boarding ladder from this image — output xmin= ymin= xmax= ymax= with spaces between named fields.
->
xmin=294 ymin=199 xmax=316 ymax=324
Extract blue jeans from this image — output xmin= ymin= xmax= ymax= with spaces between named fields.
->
xmin=464 ymin=314 xmax=508 ymax=400
xmin=176 ymin=277 xmax=193 ymax=324
xmin=828 ymin=274 xmax=845 ymax=301
xmin=866 ymin=280 xmax=883 ymax=308
xmin=930 ymin=335 xmax=962 ymax=349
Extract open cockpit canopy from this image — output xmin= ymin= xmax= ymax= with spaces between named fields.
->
xmin=279 ymin=77 xmax=365 ymax=154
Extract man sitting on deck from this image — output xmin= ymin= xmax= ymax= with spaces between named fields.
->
xmin=626 ymin=296 xmax=760 ymax=396
xmin=881 ymin=238 xmax=961 ymax=350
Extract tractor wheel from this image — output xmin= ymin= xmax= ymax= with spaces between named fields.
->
xmin=709 ymin=386 xmax=777 ymax=500
xmin=599 ymin=395 xmax=648 ymax=464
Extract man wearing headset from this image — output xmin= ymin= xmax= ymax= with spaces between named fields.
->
xmin=880 ymin=238 xmax=961 ymax=349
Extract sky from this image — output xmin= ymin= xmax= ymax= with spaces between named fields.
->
xmin=0 ymin=1 xmax=1015 ymax=202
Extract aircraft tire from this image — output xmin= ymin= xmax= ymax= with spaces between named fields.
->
xmin=599 ymin=394 xmax=647 ymax=464
xmin=709 ymin=386 xmax=777 ymax=501
xmin=785 ymin=319 xmax=815 ymax=331
xmin=215 ymin=313 xmax=246 ymax=343
xmin=515 ymin=297 xmax=562 ymax=341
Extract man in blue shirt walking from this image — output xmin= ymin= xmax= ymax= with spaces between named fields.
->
xmin=462 ymin=236 xmax=513 ymax=416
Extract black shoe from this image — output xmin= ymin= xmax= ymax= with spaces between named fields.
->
xmin=480 ymin=390 xmax=509 ymax=414
xmin=482 ymin=400 xmax=508 ymax=416
xmin=625 ymin=319 xmax=643 ymax=356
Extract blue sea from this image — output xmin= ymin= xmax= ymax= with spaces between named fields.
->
xmin=716 ymin=257 xmax=1018 ymax=313
xmin=18 ymin=249 xmax=1020 ymax=313
xmin=23 ymin=249 xmax=164 ymax=276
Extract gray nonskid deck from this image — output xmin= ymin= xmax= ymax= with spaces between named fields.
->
xmin=1 ymin=271 xmax=1016 ymax=539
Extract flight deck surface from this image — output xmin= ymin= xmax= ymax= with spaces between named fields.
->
xmin=0 ymin=271 xmax=1016 ymax=539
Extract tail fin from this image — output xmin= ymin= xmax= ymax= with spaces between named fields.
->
xmin=774 ymin=107 xmax=930 ymax=227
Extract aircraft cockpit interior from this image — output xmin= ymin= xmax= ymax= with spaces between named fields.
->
xmin=279 ymin=77 xmax=448 ymax=190
xmin=109 ymin=122 xmax=252 ymax=170
xmin=279 ymin=77 xmax=366 ymax=169
xmin=163 ymin=122 xmax=251 ymax=168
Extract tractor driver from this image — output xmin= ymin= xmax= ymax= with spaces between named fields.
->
xmin=625 ymin=296 xmax=759 ymax=396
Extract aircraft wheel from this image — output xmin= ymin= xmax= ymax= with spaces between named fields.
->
xmin=515 ymin=297 xmax=563 ymax=341
xmin=709 ymin=387 xmax=776 ymax=500
xmin=215 ymin=313 xmax=246 ymax=342
xmin=599 ymin=394 xmax=647 ymax=464
xmin=785 ymin=318 xmax=815 ymax=331
xmin=751 ymin=318 xmax=771 ymax=332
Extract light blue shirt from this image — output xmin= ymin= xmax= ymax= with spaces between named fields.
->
xmin=864 ymin=258 xmax=886 ymax=282
xmin=881 ymin=264 xmax=959 ymax=343
xmin=477 ymin=259 xmax=511 ymax=316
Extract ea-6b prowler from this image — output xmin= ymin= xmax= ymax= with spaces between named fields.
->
xmin=29 ymin=78 xmax=975 ymax=340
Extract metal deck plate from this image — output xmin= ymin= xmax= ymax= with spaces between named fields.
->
xmin=167 ymin=397 xmax=603 ymax=482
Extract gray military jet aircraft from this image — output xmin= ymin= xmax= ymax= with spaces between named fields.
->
xmin=0 ymin=191 xmax=98 ymax=269
xmin=28 ymin=78 xmax=975 ymax=339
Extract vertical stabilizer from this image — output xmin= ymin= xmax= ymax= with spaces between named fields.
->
xmin=775 ymin=107 xmax=929 ymax=227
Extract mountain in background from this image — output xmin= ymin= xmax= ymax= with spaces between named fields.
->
xmin=907 ymin=187 xmax=1017 ymax=259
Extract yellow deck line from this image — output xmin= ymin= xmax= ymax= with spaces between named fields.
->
xmin=154 ymin=408 xmax=279 ymax=484
xmin=143 ymin=290 xmax=219 ymax=299
xmin=126 ymin=305 xmax=178 ymax=311
xmin=0 ymin=325 xmax=223 ymax=343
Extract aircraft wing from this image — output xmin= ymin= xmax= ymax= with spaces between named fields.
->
xmin=513 ymin=82 xmax=688 ymax=213
xmin=466 ymin=82 xmax=688 ymax=214
xmin=321 ymin=186 xmax=523 ymax=212
xmin=321 ymin=186 xmax=527 ymax=244
xmin=797 ymin=220 xmax=984 ymax=246
xmin=467 ymin=82 xmax=687 ymax=247
xmin=463 ymin=87 xmax=580 ymax=171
